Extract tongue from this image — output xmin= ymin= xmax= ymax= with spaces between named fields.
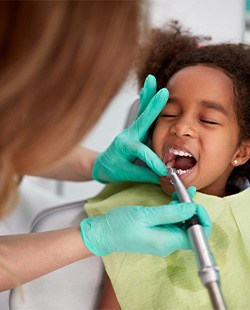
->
xmin=175 ymin=156 xmax=196 ymax=170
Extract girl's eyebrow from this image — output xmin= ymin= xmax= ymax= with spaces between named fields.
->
xmin=167 ymin=97 xmax=229 ymax=116
xmin=201 ymin=100 xmax=228 ymax=116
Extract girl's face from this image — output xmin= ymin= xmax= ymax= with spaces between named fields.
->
xmin=152 ymin=65 xmax=248 ymax=196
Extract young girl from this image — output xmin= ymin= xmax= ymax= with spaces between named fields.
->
xmin=85 ymin=23 xmax=250 ymax=309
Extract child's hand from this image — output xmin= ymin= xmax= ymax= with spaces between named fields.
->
xmin=80 ymin=201 xmax=203 ymax=257
xmin=92 ymin=75 xmax=169 ymax=184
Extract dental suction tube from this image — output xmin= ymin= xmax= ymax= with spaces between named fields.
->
xmin=167 ymin=167 xmax=227 ymax=310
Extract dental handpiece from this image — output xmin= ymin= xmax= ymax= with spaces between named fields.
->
xmin=167 ymin=167 xmax=227 ymax=310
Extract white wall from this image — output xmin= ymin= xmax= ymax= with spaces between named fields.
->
xmin=149 ymin=0 xmax=245 ymax=42
xmin=26 ymin=0 xmax=246 ymax=201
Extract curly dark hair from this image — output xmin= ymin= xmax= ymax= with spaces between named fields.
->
xmin=136 ymin=22 xmax=250 ymax=191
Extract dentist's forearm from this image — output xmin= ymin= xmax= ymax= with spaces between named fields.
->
xmin=36 ymin=146 xmax=98 ymax=181
xmin=0 ymin=227 xmax=93 ymax=291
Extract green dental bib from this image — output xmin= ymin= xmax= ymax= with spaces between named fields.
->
xmin=85 ymin=182 xmax=250 ymax=309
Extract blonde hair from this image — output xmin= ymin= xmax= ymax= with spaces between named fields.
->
xmin=0 ymin=1 xmax=142 ymax=216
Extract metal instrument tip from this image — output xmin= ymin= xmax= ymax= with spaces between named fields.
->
xmin=166 ymin=166 xmax=177 ymax=176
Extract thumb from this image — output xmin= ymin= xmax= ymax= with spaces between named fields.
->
xmin=125 ymin=142 xmax=167 ymax=177
xmin=141 ymin=203 xmax=196 ymax=226
xmin=196 ymin=204 xmax=212 ymax=238
xmin=121 ymin=163 xmax=161 ymax=184
xmin=172 ymin=185 xmax=197 ymax=200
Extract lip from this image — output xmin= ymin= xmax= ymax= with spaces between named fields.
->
xmin=162 ymin=144 xmax=198 ymax=164
xmin=162 ymin=143 xmax=198 ymax=181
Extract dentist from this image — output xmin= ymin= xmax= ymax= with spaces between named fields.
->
xmin=0 ymin=1 xmax=210 ymax=291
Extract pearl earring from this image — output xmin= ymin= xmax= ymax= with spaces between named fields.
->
xmin=233 ymin=159 xmax=238 ymax=165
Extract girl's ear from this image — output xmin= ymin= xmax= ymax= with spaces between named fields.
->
xmin=231 ymin=140 xmax=250 ymax=167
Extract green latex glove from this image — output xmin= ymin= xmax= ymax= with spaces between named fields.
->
xmin=170 ymin=186 xmax=212 ymax=240
xmin=137 ymin=74 xmax=157 ymax=118
xmin=80 ymin=202 xmax=202 ymax=257
xmin=92 ymin=75 xmax=169 ymax=184
xmin=171 ymin=185 xmax=197 ymax=202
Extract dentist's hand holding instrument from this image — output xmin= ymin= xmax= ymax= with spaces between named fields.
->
xmin=80 ymin=199 xmax=209 ymax=257
xmin=93 ymin=75 xmax=168 ymax=184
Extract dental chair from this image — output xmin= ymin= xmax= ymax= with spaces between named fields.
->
xmin=9 ymin=100 xmax=139 ymax=310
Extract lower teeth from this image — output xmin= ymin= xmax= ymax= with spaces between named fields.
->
xmin=177 ymin=169 xmax=189 ymax=175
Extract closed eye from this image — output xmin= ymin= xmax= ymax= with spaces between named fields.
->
xmin=160 ymin=114 xmax=178 ymax=118
xmin=200 ymin=119 xmax=220 ymax=125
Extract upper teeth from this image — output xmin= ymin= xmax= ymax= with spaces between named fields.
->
xmin=169 ymin=147 xmax=193 ymax=157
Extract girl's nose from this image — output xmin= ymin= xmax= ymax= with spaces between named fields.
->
xmin=169 ymin=116 xmax=197 ymax=138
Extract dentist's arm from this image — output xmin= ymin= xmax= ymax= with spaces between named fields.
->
xmin=0 ymin=227 xmax=91 ymax=291
xmin=0 ymin=200 xmax=211 ymax=291
xmin=35 ymin=146 xmax=98 ymax=181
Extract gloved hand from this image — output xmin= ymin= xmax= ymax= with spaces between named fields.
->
xmin=92 ymin=75 xmax=169 ymax=184
xmin=170 ymin=186 xmax=212 ymax=240
xmin=171 ymin=185 xmax=197 ymax=201
xmin=80 ymin=201 xmax=201 ymax=257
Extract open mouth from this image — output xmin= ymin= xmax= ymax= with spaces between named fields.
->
xmin=163 ymin=147 xmax=197 ymax=175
